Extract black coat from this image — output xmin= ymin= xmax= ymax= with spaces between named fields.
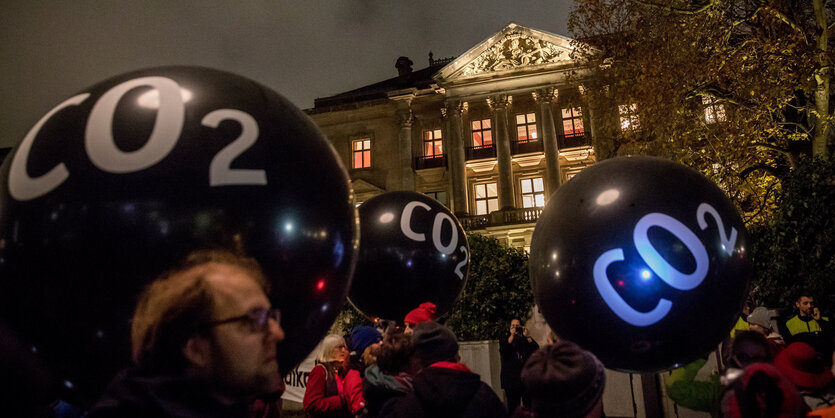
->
xmin=87 ymin=368 xmax=250 ymax=418
xmin=499 ymin=336 xmax=539 ymax=390
xmin=379 ymin=366 xmax=507 ymax=418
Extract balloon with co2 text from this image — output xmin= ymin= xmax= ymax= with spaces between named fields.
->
xmin=529 ymin=156 xmax=750 ymax=372
xmin=0 ymin=66 xmax=358 ymax=401
xmin=349 ymin=191 xmax=469 ymax=321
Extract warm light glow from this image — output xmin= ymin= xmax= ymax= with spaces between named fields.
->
xmin=137 ymin=88 xmax=192 ymax=109
xmin=596 ymin=189 xmax=620 ymax=206
xmin=316 ymin=280 xmax=326 ymax=291
xmin=379 ymin=212 xmax=395 ymax=224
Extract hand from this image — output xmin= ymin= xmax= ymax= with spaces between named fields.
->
xmin=522 ymin=327 xmax=529 ymax=338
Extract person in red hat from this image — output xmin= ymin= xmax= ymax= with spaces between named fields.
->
xmin=403 ymin=302 xmax=436 ymax=335
xmin=774 ymin=342 xmax=835 ymax=411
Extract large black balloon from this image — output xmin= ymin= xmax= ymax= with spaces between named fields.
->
xmin=0 ymin=66 xmax=358 ymax=401
xmin=349 ymin=191 xmax=469 ymax=321
xmin=530 ymin=157 xmax=750 ymax=372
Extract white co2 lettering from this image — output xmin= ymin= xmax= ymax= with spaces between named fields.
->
xmin=594 ymin=203 xmax=738 ymax=327
xmin=400 ymin=201 xmax=469 ymax=280
xmin=9 ymin=76 xmax=266 ymax=201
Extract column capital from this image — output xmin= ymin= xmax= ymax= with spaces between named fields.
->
xmin=441 ymin=100 xmax=466 ymax=118
xmin=396 ymin=109 xmax=413 ymax=127
xmin=486 ymin=94 xmax=511 ymax=111
xmin=532 ymin=87 xmax=558 ymax=104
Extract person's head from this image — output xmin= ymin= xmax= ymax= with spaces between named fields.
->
xmin=747 ymin=307 xmax=772 ymax=337
xmin=795 ymin=291 xmax=814 ymax=317
xmin=377 ymin=331 xmax=417 ymax=375
xmin=348 ymin=325 xmax=382 ymax=368
xmin=729 ymin=331 xmax=772 ymax=369
xmin=774 ymin=342 xmax=833 ymax=390
xmin=403 ymin=302 xmax=436 ymax=335
xmin=521 ymin=341 xmax=606 ymax=418
xmin=131 ymin=250 xmax=284 ymax=399
xmin=317 ymin=334 xmax=348 ymax=364
xmin=720 ymin=363 xmax=806 ymax=418
xmin=412 ymin=321 xmax=459 ymax=367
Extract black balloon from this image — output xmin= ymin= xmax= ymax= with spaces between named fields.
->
xmin=529 ymin=156 xmax=750 ymax=372
xmin=0 ymin=66 xmax=358 ymax=401
xmin=349 ymin=191 xmax=469 ymax=321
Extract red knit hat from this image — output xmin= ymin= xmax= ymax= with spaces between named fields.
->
xmin=720 ymin=363 xmax=806 ymax=418
xmin=404 ymin=302 xmax=436 ymax=324
xmin=775 ymin=342 xmax=833 ymax=389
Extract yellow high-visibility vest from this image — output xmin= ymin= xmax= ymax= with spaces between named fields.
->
xmin=730 ymin=316 xmax=749 ymax=338
xmin=785 ymin=315 xmax=822 ymax=336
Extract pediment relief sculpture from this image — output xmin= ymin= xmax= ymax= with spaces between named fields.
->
xmin=462 ymin=32 xmax=569 ymax=76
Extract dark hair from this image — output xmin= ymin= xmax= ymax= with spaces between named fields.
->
xmin=796 ymin=290 xmax=814 ymax=302
xmin=730 ymin=331 xmax=772 ymax=369
xmin=377 ymin=332 xmax=415 ymax=375
xmin=131 ymin=250 xmax=266 ymax=373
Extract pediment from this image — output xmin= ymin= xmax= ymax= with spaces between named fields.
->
xmin=435 ymin=23 xmax=575 ymax=83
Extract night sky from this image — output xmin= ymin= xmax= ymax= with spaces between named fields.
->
xmin=1 ymin=1 xmax=573 ymax=148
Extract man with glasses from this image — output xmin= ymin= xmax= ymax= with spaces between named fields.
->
xmin=88 ymin=250 xmax=284 ymax=417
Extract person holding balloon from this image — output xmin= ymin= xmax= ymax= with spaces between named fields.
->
xmin=303 ymin=334 xmax=352 ymax=418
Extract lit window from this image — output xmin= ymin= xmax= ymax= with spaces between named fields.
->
xmin=424 ymin=190 xmax=448 ymax=206
xmin=516 ymin=113 xmax=538 ymax=143
xmin=703 ymin=96 xmax=726 ymax=123
xmin=619 ymin=104 xmax=640 ymax=131
xmin=474 ymin=183 xmax=498 ymax=215
xmin=352 ymin=138 xmax=371 ymax=169
xmin=562 ymin=107 xmax=584 ymax=138
xmin=471 ymin=119 xmax=493 ymax=147
xmin=521 ymin=177 xmax=545 ymax=208
xmin=423 ymin=129 xmax=443 ymax=157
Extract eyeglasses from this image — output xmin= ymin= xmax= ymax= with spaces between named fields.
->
xmin=209 ymin=307 xmax=280 ymax=334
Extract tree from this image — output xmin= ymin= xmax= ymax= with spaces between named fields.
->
xmin=568 ymin=0 xmax=834 ymax=220
xmin=445 ymin=234 xmax=533 ymax=341
xmin=749 ymin=157 xmax=835 ymax=312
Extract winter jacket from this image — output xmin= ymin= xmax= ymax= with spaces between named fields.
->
xmin=379 ymin=362 xmax=507 ymax=418
xmin=87 ymin=368 xmax=250 ymax=418
xmin=303 ymin=363 xmax=351 ymax=418
xmin=363 ymin=365 xmax=412 ymax=417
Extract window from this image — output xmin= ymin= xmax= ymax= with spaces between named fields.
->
xmin=471 ymin=119 xmax=493 ymax=147
xmin=516 ymin=113 xmax=537 ymax=143
xmin=423 ymin=129 xmax=443 ymax=157
xmin=619 ymin=104 xmax=640 ymax=131
xmin=352 ymin=138 xmax=371 ymax=169
xmin=424 ymin=190 xmax=448 ymax=206
xmin=520 ymin=177 xmax=545 ymax=208
xmin=474 ymin=183 xmax=498 ymax=215
xmin=562 ymin=107 xmax=584 ymax=137
xmin=702 ymin=96 xmax=726 ymax=123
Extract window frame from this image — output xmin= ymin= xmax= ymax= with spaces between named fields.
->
xmin=471 ymin=118 xmax=493 ymax=148
xmin=473 ymin=182 xmax=499 ymax=216
xmin=520 ymin=177 xmax=546 ymax=208
xmin=561 ymin=107 xmax=585 ymax=138
xmin=351 ymin=137 xmax=372 ymax=169
xmin=423 ymin=129 xmax=444 ymax=158
xmin=515 ymin=112 xmax=538 ymax=143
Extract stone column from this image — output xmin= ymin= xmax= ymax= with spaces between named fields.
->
xmin=442 ymin=101 xmax=468 ymax=216
xmin=487 ymin=94 xmax=515 ymax=210
xmin=396 ymin=107 xmax=415 ymax=190
xmin=533 ymin=87 xmax=561 ymax=196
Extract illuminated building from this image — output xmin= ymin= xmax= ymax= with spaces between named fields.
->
xmin=307 ymin=23 xmax=602 ymax=249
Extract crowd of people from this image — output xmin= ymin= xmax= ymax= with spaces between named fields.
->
xmin=667 ymin=292 xmax=835 ymax=417
xmin=18 ymin=250 xmax=835 ymax=418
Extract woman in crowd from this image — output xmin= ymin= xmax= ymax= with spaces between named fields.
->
xmin=304 ymin=334 xmax=351 ymax=418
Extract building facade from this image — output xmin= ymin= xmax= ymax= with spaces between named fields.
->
xmin=307 ymin=23 xmax=602 ymax=249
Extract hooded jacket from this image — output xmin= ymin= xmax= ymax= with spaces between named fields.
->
xmin=379 ymin=363 xmax=507 ymax=418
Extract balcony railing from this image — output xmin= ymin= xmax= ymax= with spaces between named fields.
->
xmin=558 ymin=133 xmax=592 ymax=149
xmin=459 ymin=207 xmax=543 ymax=230
xmin=510 ymin=139 xmax=543 ymax=155
xmin=464 ymin=145 xmax=497 ymax=161
xmin=414 ymin=154 xmax=447 ymax=170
